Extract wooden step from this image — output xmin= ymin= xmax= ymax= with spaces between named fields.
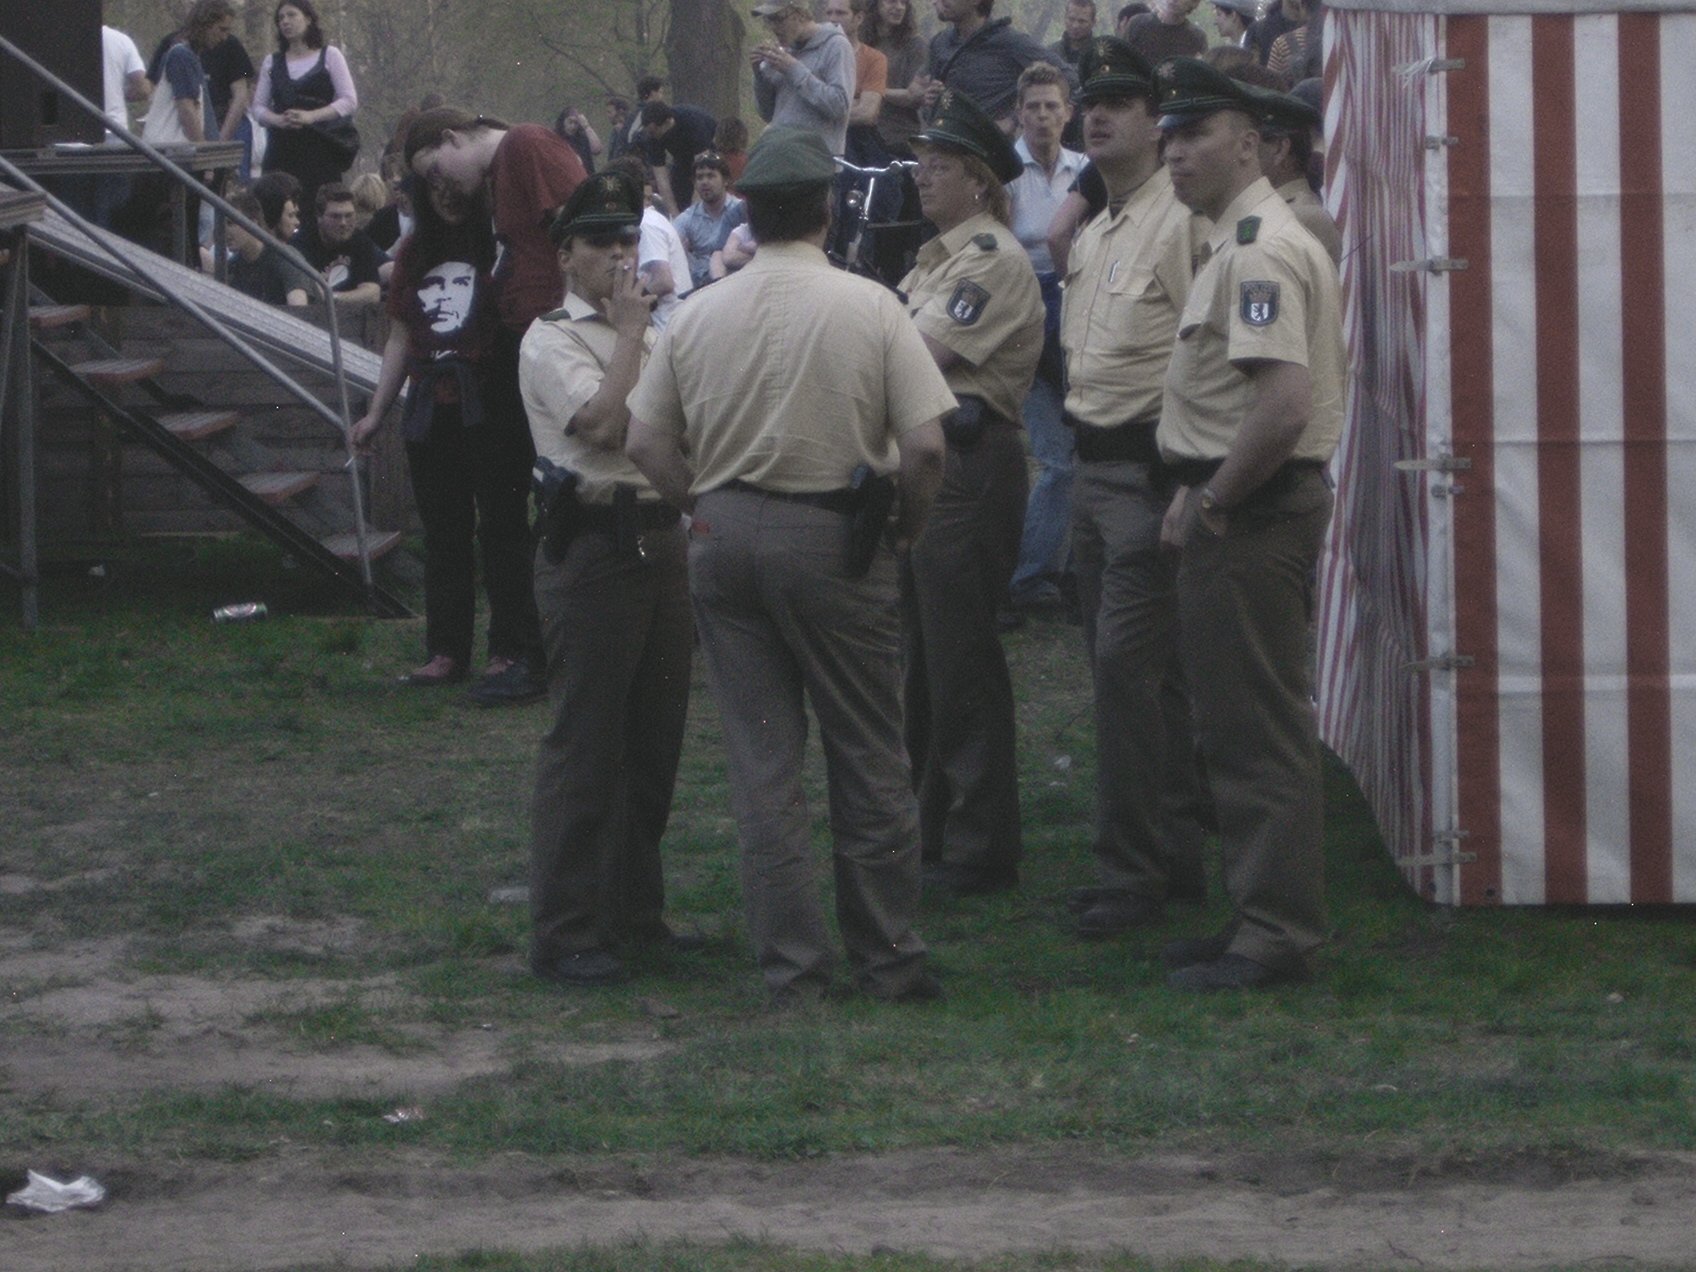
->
xmin=29 ymin=304 xmax=90 ymax=330
xmin=322 ymin=529 xmax=404 ymax=562
xmin=157 ymin=409 xmax=238 ymax=441
xmin=73 ymin=357 xmax=166 ymax=387
xmin=239 ymin=471 xmax=318 ymax=504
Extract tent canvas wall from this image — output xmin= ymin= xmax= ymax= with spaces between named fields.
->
xmin=1314 ymin=0 xmax=1696 ymax=904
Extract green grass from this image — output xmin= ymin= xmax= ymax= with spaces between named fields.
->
xmin=3 ymin=538 xmax=1695 ymax=1203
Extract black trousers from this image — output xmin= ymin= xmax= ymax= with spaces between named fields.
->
xmin=403 ymin=341 xmax=541 ymax=666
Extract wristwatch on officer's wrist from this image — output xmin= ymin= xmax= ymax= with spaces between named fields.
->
xmin=1199 ymin=485 xmax=1228 ymax=516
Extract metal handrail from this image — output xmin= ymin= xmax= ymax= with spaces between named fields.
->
xmin=0 ymin=33 xmax=375 ymax=588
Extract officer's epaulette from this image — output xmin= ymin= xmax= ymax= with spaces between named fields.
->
xmin=1235 ymin=216 xmax=1261 ymax=245
xmin=971 ymin=232 xmax=999 ymax=251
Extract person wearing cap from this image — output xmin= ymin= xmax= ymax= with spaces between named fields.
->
xmin=896 ymin=89 xmax=1044 ymax=899
xmin=1057 ymin=36 xmax=1212 ymax=940
xmin=625 ymin=127 xmax=955 ymax=1008
xmin=1211 ymin=0 xmax=1257 ymax=46
xmin=1153 ymin=57 xmax=1345 ymax=991
xmin=518 ymin=171 xmax=695 ymax=989
xmin=751 ymin=2 xmax=857 ymax=157
xmin=1255 ymin=87 xmax=1339 ymax=264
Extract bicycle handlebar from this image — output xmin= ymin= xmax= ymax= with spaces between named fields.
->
xmin=832 ymin=157 xmax=919 ymax=179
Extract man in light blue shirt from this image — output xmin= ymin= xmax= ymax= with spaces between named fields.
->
xmin=672 ymin=153 xmax=747 ymax=289
xmin=1004 ymin=62 xmax=1086 ymax=615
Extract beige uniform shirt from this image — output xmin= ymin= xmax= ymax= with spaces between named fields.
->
xmin=1157 ymin=177 xmax=1346 ymax=466
xmin=899 ymin=213 xmax=1044 ymax=424
xmin=1060 ymin=165 xmax=1208 ymax=429
xmin=519 ymin=292 xmax=660 ymax=505
xmin=627 ymin=241 xmax=957 ymax=495
xmin=1278 ymin=177 xmax=1342 ymax=267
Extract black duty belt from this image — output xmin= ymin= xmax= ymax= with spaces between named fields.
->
xmin=723 ymin=479 xmax=859 ymax=515
xmin=576 ymin=500 xmax=681 ymax=532
xmin=1164 ymin=457 xmax=1327 ymax=498
xmin=1067 ymin=413 xmax=1162 ymax=465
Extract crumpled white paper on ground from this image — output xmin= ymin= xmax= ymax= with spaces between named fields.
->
xmin=6 ymin=1170 xmax=107 ymax=1213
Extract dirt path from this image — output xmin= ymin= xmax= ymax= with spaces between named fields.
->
xmin=6 ymin=924 xmax=1694 ymax=1269
xmin=7 ymin=1145 xmax=1695 ymax=1270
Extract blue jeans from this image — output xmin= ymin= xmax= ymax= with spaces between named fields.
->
xmin=1009 ymin=374 xmax=1074 ymax=602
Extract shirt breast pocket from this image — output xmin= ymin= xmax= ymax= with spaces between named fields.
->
xmin=1106 ymin=266 xmax=1161 ymax=331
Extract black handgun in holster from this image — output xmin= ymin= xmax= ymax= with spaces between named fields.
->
xmin=941 ymin=394 xmax=988 ymax=449
xmin=611 ymin=485 xmax=644 ymax=560
xmin=532 ymin=457 xmax=582 ymax=564
xmin=845 ymin=462 xmax=897 ymax=578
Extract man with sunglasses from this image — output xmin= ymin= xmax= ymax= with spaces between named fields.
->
xmin=519 ymin=172 xmax=695 ymax=988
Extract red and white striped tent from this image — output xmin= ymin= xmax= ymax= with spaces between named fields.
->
xmin=1315 ymin=0 xmax=1696 ymax=905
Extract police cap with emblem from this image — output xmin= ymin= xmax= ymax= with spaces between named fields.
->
xmin=1154 ymin=56 xmax=1267 ymax=130
xmin=735 ymin=125 xmax=838 ymax=192
xmin=1076 ymin=37 xmax=1155 ymax=107
xmin=910 ymin=88 xmax=1022 ymax=185
xmin=548 ymin=170 xmax=643 ymax=246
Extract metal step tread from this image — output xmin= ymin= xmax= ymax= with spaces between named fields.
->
xmin=73 ymin=356 xmax=166 ymax=385
xmin=322 ymin=530 xmax=404 ymax=562
xmin=239 ymin=471 xmax=319 ymax=503
xmin=31 ymin=206 xmax=384 ymax=390
xmin=157 ymin=409 xmax=239 ymax=441
xmin=29 ymin=303 xmax=90 ymax=329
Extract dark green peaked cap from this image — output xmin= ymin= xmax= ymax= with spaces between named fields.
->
xmin=1256 ymin=88 xmax=1322 ymax=137
xmin=736 ymin=126 xmax=838 ymax=191
xmin=1154 ymin=57 xmax=1265 ymax=129
xmin=1076 ymin=36 xmax=1155 ymax=106
xmin=549 ymin=170 xmax=643 ymax=245
xmin=912 ymin=88 xmax=1022 ymax=185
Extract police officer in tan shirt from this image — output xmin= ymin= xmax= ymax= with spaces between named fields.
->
xmin=1058 ymin=38 xmax=1213 ymax=938
xmin=1154 ymin=59 xmax=1346 ymax=991
xmin=899 ymin=89 xmax=1045 ymax=899
xmin=519 ymin=172 xmax=695 ymax=989
xmin=626 ymin=128 xmax=956 ymax=1008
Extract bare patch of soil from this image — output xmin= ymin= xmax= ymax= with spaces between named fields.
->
xmin=5 ymin=923 xmax=1694 ymax=1269
xmin=5 ymin=1146 xmax=1695 ymax=1270
xmin=0 ymin=925 xmax=663 ymax=1100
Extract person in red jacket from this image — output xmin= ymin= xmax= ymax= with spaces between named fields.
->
xmin=405 ymin=109 xmax=588 ymax=706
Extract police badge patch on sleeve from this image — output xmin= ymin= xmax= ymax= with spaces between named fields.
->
xmin=947 ymin=281 xmax=991 ymax=326
xmin=1240 ymin=281 xmax=1279 ymax=327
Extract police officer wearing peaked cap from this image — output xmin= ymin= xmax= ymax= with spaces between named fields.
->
xmin=625 ymin=125 xmax=958 ymax=1007
xmin=1058 ymin=36 xmax=1214 ymax=939
xmin=1152 ymin=56 xmax=1347 ymax=991
xmin=898 ymin=88 xmax=1046 ymax=899
xmin=521 ymin=167 xmax=697 ymax=989
xmin=1248 ymin=81 xmax=1340 ymax=264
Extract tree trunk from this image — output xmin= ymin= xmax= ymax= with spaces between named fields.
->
xmin=664 ymin=0 xmax=743 ymax=120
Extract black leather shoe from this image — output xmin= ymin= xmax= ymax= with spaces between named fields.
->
xmin=923 ymin=862 xmax=1017 ymax=898
xmin=466 ymin=659 xmax=546 ymax=707
xmin=1167 ymin=860 xmax=1208 ymax=905
xmin=532 ymin=949 xmax=627 ymax=987
xmin=1166 ymin=952 xmax=1307 ymax=993
xmin=1076 ymin=890 xmax=1163 ymax=938
xmin=1158 ymin=931 xmax=1234 ymax=970
xmin=864 ymin=969 xmax=945 ymax=1004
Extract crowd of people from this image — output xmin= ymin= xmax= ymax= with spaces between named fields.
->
xmin=82 ymin=1 xmax=1343 ymax=1007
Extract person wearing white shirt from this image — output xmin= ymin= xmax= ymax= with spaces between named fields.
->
xmin=608 ymin=156 xmax=693 ymax=329
xmin=102 ymin=26 xmax=150 ymax=134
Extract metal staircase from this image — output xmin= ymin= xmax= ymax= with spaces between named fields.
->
xmin=0 ymin=33 xmax=413 ymax=625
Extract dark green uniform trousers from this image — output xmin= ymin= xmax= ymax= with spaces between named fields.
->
xmin=1177 ymin=468 xmax=1332 ymax=972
